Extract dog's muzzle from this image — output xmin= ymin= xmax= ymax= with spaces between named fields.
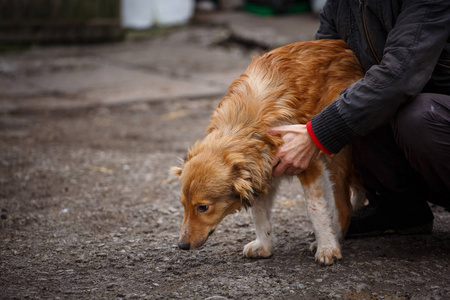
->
xmin=178 ymin=242 xmax=190 ymax=250
xmin=178 ymin=229 xmax=215 ymax=251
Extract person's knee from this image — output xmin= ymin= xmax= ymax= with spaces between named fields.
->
xmin=393 ymin=93 xmax=450 ymax=202
xmin=393 ymin=94 xmax=433 ymax=155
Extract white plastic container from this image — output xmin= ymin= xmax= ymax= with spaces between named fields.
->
xmin=121 ymin=0 xmax=154 ymax=29
xmin=153 ymin=0 xmax=195 ymax=27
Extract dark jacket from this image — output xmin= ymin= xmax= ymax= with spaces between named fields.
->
xmin=310 ymin=0 xmax=450 ymax=154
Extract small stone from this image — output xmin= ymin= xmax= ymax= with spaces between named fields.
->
xmin=107 ymin=283 xmax=118 ymax=289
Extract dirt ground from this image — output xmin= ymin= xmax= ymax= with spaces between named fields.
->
xmin=1 ymin=96 xmax=450 ymax=300
xmin=1 ymin=23 xmax=450 ymax=299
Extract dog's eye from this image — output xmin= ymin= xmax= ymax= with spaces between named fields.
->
xmin=197 ymin=205 xmax=209 ymax=213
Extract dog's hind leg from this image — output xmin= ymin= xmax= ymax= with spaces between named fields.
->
xmin=350 ymin=186 xmax=367 ymax=212
xmin=243 ymin=182 xmax=278 ymax=258
xmin=299 ymin=160 xmax=342 ymax=265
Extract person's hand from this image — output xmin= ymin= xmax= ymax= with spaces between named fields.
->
xmin=268 ymin=124 xmax=320 ymax=177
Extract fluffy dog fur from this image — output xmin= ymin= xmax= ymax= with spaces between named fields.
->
xmin=172 ymin=39 xmax=365 ymax=265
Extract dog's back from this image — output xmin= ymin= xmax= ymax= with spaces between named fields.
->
xmin=209 ymin=39 xmax=363 ymax=131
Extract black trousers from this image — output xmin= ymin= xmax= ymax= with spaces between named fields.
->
xmin=352 ymin=93 xmax=450 ymax=219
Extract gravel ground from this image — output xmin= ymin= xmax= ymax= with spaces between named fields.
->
xmin=1 ymin=98 xmax=450 ymax=300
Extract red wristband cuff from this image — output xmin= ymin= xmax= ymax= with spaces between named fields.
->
xmin=306 ymin=121 xmax=332 ymax=155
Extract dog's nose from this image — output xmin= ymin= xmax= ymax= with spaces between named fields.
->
xmin=178 ymin=242 xmax=190 ymax=250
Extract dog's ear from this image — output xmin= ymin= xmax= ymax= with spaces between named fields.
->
xmin=232 ymin=166 xmax=254 ymax=205
xmin=171 ymin=154 xmax=188 ymax=177
xmin=171 ymin=166 xmax=183 ymax=177
xmin=232 ymin=174 xmax=252 ymax=199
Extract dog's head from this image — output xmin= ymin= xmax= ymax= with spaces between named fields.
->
xmin=172 ymin=140 xmax=271 ymax=250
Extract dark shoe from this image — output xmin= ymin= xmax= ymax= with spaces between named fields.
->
xmin=346 ymin=194 xmax=434 ymax=239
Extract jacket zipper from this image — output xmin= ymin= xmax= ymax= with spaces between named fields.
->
xmin=360 ymin=0 xmax=381 ymax=64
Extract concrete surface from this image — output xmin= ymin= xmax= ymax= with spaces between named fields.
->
xmin=0 ymin=12 xmax=319 ymax=113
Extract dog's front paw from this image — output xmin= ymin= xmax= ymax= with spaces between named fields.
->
xmin=314 ymin=246 xmax=342 ymax=265
xmin=243 ymin=240 xmax=272 ymax=258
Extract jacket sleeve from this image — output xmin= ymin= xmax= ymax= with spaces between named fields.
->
xmin=310 ymin=0 xmax=450 ymax=154
xmin=315 ymin=1 xmax=339 ymax=40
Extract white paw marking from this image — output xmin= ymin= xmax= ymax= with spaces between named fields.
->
xmin=314 ymin=245 xmax=342 ymax=265
xmin=243 ymin=239 xmax=272 ymax=258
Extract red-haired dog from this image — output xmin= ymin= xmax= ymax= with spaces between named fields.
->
xmin=172 ymin=39 xmax=365 ymax=264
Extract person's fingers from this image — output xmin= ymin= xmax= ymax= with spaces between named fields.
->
xmin=271 ymin=156 xmax=280 ymax=168
xmin=284 ymin=166 xmax=294 ymax=176
xmin=274 ymin=164 xmax=304 ymax=177
xmin=272 ymin=161 xmax=288 ymax=178
xmin=269 ymin=124 xmax=311 ymax=177
xmin=267 ymin=127 xmax=281 ymax=136
xmin=285 ymin=166 xmax=299 ymax=176
xmin=293 ymin=168 xmax=302 ymax=175
xmin=267 ymin=126 xmax=292 ymax=136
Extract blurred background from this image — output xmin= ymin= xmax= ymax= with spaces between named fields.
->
xmin=0 ymin=0 xmax=322 ymax=112
xmin=0 ymin=0 xmax=324 ymax=45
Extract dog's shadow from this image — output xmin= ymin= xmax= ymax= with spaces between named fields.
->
xmin=343 ymin=230 xmax=450 ymax=262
